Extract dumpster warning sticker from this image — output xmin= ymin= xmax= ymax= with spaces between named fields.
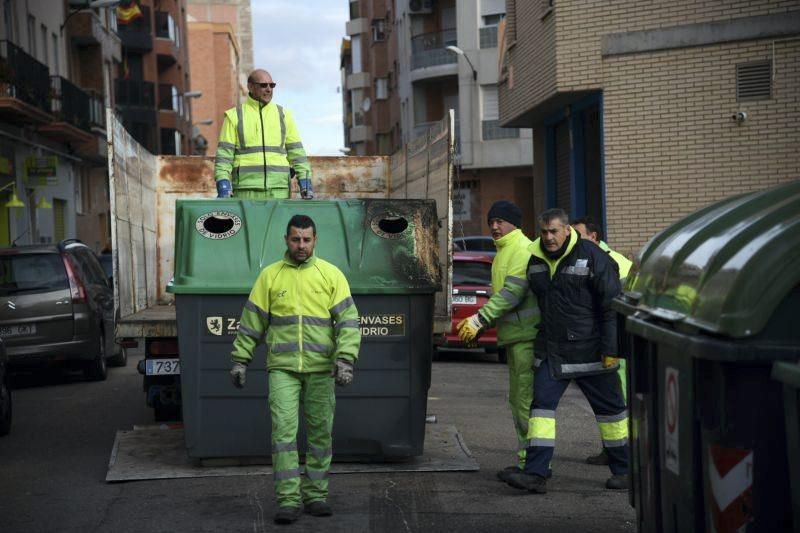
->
xmin=359 ymin=314 xmax=405 ymax=337
xmin=708 ymin=445 xmax=754 ymax=533
xmin=205 ymin=316 xmax=240 ymax=336
xmin=195 ymin=211 xmax=243 ymax=240
xmin=664 ymin=367 xmax=680 ymax=475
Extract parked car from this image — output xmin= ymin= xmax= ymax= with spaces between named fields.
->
xmin=0 ymin=338 xmax=11 ymax=436
xmin=453 ymin=236 xmax=496 ymax=256
xmin=0 ymin=239 xmax=125 ymax=380
xmin=438 ymin=251 xmax=505 ymax=362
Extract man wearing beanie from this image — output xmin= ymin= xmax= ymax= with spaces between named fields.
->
xmin=457 ymin=200 xmax=540 ymax=481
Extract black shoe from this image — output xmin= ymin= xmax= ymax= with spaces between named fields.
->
xmin=606 ymin=474 xmax=630 ymax=490
xmin=274 ymin=506 xmax=301 ymax=524
xmin=504 ymin=472 xmax=548 ymax=494
xmin=496 ymin=465 xmax=521 ymax=482
xmin=586 ymin=449 xmax=610 ymax=465
xmin=304 ymin=500 xmax=333 ymax=517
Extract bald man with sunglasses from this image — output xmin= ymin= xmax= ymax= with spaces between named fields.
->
xmin=214 ymin=69 xmax=314 ymax=200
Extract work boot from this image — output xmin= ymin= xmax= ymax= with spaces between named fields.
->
xmin=304 ymin=500 xmax=333 ymax=517
xmin=606 ymin=474 xmax=630 ymax=490
xmin=274 ymin=506 xmax=301 ymax=524
xmin=496 ymin=465 xmax=521 ymax=482
xmin=504 ymin=472 xmax=548 ymax=494
xmin=586 ymin=449 xmax=609 ymax=465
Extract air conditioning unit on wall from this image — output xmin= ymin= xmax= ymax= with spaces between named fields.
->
xmin=408 ymin=0 xmax=434 ymax=15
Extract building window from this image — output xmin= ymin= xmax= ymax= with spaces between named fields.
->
xmin=482 ymin=14 xmax=504 ymax=26
xmin=375 ymin=77 xmax=388 ymax=100
xmin=481 ymin=85 xmax=499 ymax=121
xmin=349 ymin=1 xmax=359 ymax=20
xmin=51 ymin=33 xmax=59 ymax=76
xmin=40 ymin=24 xmax=47 ymax=65
xmin=372 ymin=18 xmax=386 ymax=42
xmin=3 ymin=0 xmax=14 ymax=43
xmin=26 ymin=14 xmax=35 ymax=57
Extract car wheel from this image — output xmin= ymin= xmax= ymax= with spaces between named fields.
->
xmin=86 ymin=332 xmax=108 ymax=381
xmin=0 ymin=377 xmax=11 ymax=436
xmin=109 ymin=345 xmax=127 ymax=367
xmin=497 ymin=347 xmax=507 ymax=364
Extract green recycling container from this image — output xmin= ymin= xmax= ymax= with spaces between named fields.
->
xmin=612 ymin=181 xmax=800 ymax=533
xmin=167 ymin=198 xmax=441 ymax=460
xmin=771 ymin=361 xmax=800 ymax=532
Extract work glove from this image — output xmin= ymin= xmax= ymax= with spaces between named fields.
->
xmin=216 ymin=178 xmax=232 ymax=198
xmin=298 ymin=177 xmax=314 ymax=200
xmin=230 ymin=362 xmax=247 ymax=388
xmin=457 ymin=313 xmax=487 ymax=347
xmin=331 ymin=358 xmax=354 ymax=386
xmin=602 ymin=355 xmax=620 ymax=369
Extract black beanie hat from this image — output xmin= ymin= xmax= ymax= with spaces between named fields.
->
xmin=487 ymin=200 xmax=522 ymax=228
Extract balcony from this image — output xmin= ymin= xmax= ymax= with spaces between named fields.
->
xmin=115 ymin=78 xmax=155 ymax=108
xmin=69 ymin=11 xmax=122 ymax=61
xmin=0 ymin=40 xmax=52 ymax=124
xmin=116 ymin=5 xmax=152 ymax=52
xmin=155 ymin=11 xmax=179 ymax=68
xmin=349 ymin=125 xmax=372 ymax=143
xmin=74 ymin=90 xmax=108 ymax=162
xmin=39 ymin=76 xmax=93 ymax=143
xmin=482 ymin=119 xmax=520 ymax=140
xmin=411 ymin=29 xmax=457 ymax=70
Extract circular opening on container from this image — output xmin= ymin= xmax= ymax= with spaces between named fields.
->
xmin=378 ymin=216 xmax=408 ymax=234
xmin=195 ymin=211 xmax=243 ymax=240
xmin=203 ymin=216 xmax=235 ymax=234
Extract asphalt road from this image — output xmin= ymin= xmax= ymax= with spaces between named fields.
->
xmin=0 ymin=350 xmax=636 ymax=532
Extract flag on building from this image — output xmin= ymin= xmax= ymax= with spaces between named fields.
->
xmin=117 ymin=1 xmax=143 ymax=25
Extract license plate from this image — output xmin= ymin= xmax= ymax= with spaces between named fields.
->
xmin=453 ymin=295 xmax=477 ymax=304
xmin=0 ymin=324 xmax=36 ymax=337
xmin=145 ymin=358 xmax=181 ymax=375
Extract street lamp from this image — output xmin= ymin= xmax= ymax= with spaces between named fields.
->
xmin=184 ymin=91 xmax=203 ymax=98
xmin=446 ymin=45 xmax=477 ymax=81
xmin=0 ymin=181 xmax=25 ymax=209
xmin=193 ymin=119 xmax=213 ymax=126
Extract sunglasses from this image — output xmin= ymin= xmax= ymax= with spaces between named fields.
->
xmin=252 ymin=82 xmax=276 ymax=89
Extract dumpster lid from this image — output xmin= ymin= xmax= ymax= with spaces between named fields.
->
xmin=624 ymin=180 xmax=800 ymax=338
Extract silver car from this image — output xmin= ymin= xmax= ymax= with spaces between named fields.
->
xmin=0 ymin=240 xmax=124 ymax=380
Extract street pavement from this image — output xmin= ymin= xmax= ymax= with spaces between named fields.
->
xmin=0 ymin=350 xmax=635 ymax=532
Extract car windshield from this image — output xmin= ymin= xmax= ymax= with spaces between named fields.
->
xmin=453 ymin=261 xmax=492 ymax=286
xmin=0 ymin=254 xmax=69 ymax=296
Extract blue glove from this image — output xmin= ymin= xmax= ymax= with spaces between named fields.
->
xmin=298 ymin=177 xmax=314 ymax=200
xmin=216 ymin=179 xmax=232 ymax=198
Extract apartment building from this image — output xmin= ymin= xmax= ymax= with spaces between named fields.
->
xmin=342 ymin=0 xmax=534 ymax=236
xmin=343 ymin=0 xmax=400 ymax=155
xmin=187 ymin=0 xmax=253 ymax=154
xmin=116 ymin=0 xmax=193 ymax=155
xmin=498 ymin=1 xmax=800 ymax=256
xmin=0 ymin=0 xmax=119 ymax=249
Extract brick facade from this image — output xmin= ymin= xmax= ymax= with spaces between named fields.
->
xmin=500 ymin=0 xmax=800 ymax=257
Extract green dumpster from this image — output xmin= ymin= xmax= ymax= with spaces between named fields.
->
xmin=612 ymin=181 xmax=800 ymax=533
xmin=772 ymin=361 xmax=800 ymax=532
xmin=167 ymin=198 xmax=441 ymax=460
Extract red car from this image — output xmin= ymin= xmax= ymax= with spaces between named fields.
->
xmin=438 ymin=251 xmax=506 ymax=363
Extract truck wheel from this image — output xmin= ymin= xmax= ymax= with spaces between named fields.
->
xmin=154 ymin=405 xmax=181 ymax=422
xmin=109 ymin=346 xmax=127 ymax=367
xmin=497 ymin=347 xmax=507 ymax=364
xmin=86 ymin=333 xmax=108 ymax=381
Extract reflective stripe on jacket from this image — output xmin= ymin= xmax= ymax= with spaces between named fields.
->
xmin=526 ymin=229 xmax=621 ymax=379
xmin=231 ymin=254 xmax=361 ymax=372
xmin=214 ymin=95 xmax=311 ymax=191
xmin=477 ymin=229 xmax=539 ymax=346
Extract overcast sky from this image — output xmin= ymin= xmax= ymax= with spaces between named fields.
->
xmin=251 ymin=1 xmax=348 ymax=156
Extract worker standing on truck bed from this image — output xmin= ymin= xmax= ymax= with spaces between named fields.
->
xmin=229 ymin=214 xmax=361 ymax=525
xmin=214 ymin=69 xmax=314 ymax=200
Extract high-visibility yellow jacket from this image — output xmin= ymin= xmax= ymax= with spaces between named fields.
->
xmin=231 ymin=254 xmax=361 ymax=373
xmin=598 ymin=241 xmax=632 ymax=279
xmin=477 ymin=229 xmax=539 ymax=346
xmin=214 ymin=95 xmax=312 ymax=192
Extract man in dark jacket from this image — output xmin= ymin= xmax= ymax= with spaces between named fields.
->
xmin=504 ymin=208 xmax=629 ymax=494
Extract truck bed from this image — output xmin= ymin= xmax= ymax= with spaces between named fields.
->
xmin=116 ymin=305 xmax=177 ymax=338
